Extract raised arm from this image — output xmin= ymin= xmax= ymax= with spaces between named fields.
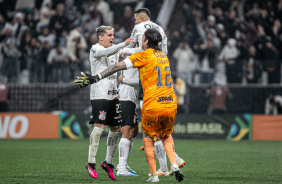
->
xmin=92 ymin=38 xmax=135 ymax=58
xmin=127 ymin=33 xmax=142 ymax=48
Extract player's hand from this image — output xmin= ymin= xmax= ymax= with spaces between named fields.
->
xmin=74 ymin=72 xmax=92 ymax=88
xmin=125 ymin=38 xmax=135 ymax=46
xmin=118 ymin=76 xmax=124 ymax=83
xmin=74 ymin=72 xmax=100 ymax=88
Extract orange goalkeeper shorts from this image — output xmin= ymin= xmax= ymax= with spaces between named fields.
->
xmin=141 ymin=106 xmax=177 ymax=138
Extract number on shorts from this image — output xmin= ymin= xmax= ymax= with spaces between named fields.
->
xmin=116 ymin=104 xmax=121 ymax=113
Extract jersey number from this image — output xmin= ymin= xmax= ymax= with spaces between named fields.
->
xmin=155 ymin=66 xmax=171 ymax=87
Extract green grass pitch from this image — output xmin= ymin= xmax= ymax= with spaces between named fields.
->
xmin=0 ymin=138 xmax=281 ymax=183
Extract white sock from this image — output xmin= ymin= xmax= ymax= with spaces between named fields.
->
xmin=105 ymin=131 xmax=120 ymax=164
xmin=175 ymin=152 xmax=180 ymax=163
xmin=118 ymin=138 xmax=131 ymax=171
xmin=128 ymin=137 xmax=135 ymax=155
xmin=88 ymin=127 xmax=104 ymax=163
xmin=154 ymin=141 xmax=168 ymax=172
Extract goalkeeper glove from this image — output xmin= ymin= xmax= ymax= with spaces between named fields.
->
xmin=74 ymin=72 xmax=100 ymax=88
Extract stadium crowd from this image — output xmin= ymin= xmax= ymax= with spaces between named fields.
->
xmin=0 ymin=0 xmax=281 ymax=85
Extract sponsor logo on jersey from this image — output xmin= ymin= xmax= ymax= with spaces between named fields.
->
xmin=144 ymin=24 xmax=152 ymax=29
xmin=157 ymin=95 xmax=173 ymax=103
xmin=144 ymin=24 xmax=160 ymax=30
xmin=157 ymin=58 xmax=168 ymax=64
xmin=99 ymin=111 xmax=107 ymax=120
xmin=108 ymin=90 xmax=119 ymax=95
xmin=153 ymin=51 xmax=166 ymax=58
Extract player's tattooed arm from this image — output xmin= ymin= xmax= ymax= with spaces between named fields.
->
xmin=100 ymin=61 xmax=127 ymax=79
xmin=74 ymin=61 xmax=127 ymax=86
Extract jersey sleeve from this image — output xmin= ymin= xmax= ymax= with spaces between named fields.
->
xmin=122 ymin=77 xmax=139 ymax=86
xmin=160 ymin=34 xmax=168 ymax=55
xmin=128 ymin=52 xmax=147 ymax=69
xmin=119 ymin=48 xmax=143 ymax=58
xmin=90 ymin=42 xmax=126 ymax=58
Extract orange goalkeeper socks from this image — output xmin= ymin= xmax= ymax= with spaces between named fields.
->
xmin=162 ymin=135 xmax=177 ymax=165
xmin=143 ymin=138 xmax=156 ymax=176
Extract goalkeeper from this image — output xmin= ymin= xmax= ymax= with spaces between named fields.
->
xmin=75 ymin=28 xmax=184 ymax=182
xmin=129 ymin=8 xmax=186 ymax=177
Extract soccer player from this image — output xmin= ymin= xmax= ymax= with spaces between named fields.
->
xmin=75 ymin=28 xmax=185 ymax=182
xmin=116 ymin=7 xmax=170 ymax=177
xmin=129 ymin=8 xmax=185 ymax=176
xmin=77 ymin=25 xmax=136 ymax=180
xmin=115 ymin=68 xmax=140 ymax=176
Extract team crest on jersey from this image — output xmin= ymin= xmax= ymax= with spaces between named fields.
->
xmin=99 ymin=111 xmax=107 ymax=120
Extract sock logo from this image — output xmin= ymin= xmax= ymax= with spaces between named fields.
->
xmin=120 ymin=147 xmax=124 ymax=157
xmin=107 ymin=137 xmax=114 ymax=146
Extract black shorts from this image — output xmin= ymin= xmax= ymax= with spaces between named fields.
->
xmin=120 ymin=101 xmax=138 ymax=127
xmin=90 ymin=99 xmax=122 ymax=126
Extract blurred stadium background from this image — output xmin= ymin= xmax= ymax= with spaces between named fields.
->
xmin=0 ymin=0 xmax=281 ymax=183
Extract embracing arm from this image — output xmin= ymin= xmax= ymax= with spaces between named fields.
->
xmin=100 ymin=61 xmax=127 ymax=79
xmin=74 ymin=58 xmax=133 ymax=88
xmin=119 ymin=48 xmax=143 ymax=57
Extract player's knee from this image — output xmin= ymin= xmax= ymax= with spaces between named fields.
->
xmin=162 ymin=134 xmax=172 ymax=140
xmin=125 ymin=131 xmax=134 ymax=140
xmin=109 ymin=130 xmax=120 ymax=138
xmin=90 ymin=127 xmax=104 ymax=137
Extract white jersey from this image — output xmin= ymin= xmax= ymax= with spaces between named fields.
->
xmin=118 ymin=47 xmax=143 ymax=103
xmin=118 ymin=68 xmax=139 ymax=104
xmin=120 ymin=20 xmax=168 ymax=103
xmin=89 ymin=42 xmax=141 ymax=100
xmin=129 ymin=20 xmax=168 ymax=54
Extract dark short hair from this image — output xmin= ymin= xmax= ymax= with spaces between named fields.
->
xmin=135 ymin=8 xmax=151 ymax=18
xmin=96 ymin=25 xmax=114 ymax=39
xmin=144 ymin=28 xmax=162 ymax=51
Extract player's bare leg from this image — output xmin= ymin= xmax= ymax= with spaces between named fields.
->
xmin=101 ymin=125 xmax=120 ymax=180
xmin=161 ymin=134 xmax=184 ymax=182
xmin=145 ymin=135 xmax=185 ymax=177
xmin=117 ymin=125 xmax=138 ymax=176
xmin=86 ymin=124 xmax=105 ymax=178
xmin=143 ymin=132 xmax=159 ymax=182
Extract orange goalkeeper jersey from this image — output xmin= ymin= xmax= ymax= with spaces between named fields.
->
xmin=129 ymin=48 xmax=177 ymax=110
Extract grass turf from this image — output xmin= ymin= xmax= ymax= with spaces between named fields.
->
xmin=0 ymin=138 xmax=281 ymax=184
